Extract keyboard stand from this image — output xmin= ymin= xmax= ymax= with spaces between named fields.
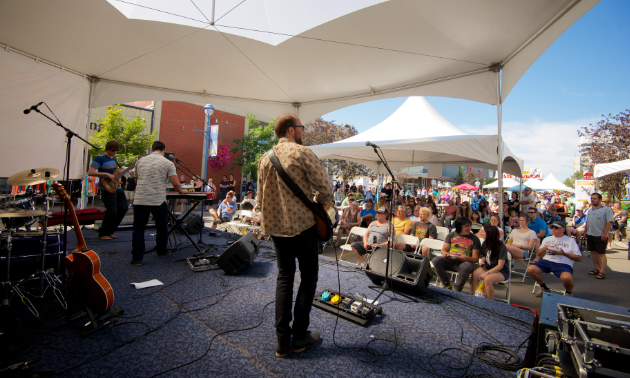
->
xmin=145 ymin=197 xmax=203 ymax=254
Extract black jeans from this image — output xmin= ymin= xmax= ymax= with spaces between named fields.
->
xmin=271 ymin=225 xmax=319 ymax=343
xmin=131 ymin=202 xmax=169 ymax=261
xmin=100 ymin=188 xmax=128 ymax=237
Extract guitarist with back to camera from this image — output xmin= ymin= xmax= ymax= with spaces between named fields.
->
xmin=258 ymin=113 xmax=333 ymax=358
xmin=88 ymin=140 xmax=127 ymax=240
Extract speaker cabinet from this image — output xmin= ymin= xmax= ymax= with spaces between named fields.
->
xmin=217 ymin=232 xmax=260 ymax=275
xmin=365 ymin=248 xmax=432 ymax=296
xmin=176 ymin=212 xmax=204 ymax=234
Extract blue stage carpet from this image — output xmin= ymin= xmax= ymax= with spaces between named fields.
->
xmin=2 ymin=227 xmax=535 ymax=377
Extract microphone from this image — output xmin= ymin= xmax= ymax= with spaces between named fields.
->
xmin=23 ymin=102 xmax=44 ymax=114
xmin=365 ymin=141 xmax=379 ymax=148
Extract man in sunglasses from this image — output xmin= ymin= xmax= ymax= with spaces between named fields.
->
xmin=88 ymin=140 xmax=127 ymax=240
xmin=528 ymin=221 xmax=582 ymax=297
xmin=527 ymin=207 xmax=548 ymax=243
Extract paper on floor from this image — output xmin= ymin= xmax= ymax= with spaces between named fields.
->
xmin=131 ymin=279 xmax=163 ymax=289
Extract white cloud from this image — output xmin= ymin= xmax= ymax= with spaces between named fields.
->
xmin=457 ymin=117 xmax=598 ymax=181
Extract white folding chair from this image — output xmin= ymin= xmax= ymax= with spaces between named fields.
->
xmin=339 ymin=226 xmax=368 ymax=263
xmin=511 ymin=240 xmax=539 ymax=282
xmin=395 ymin=234 xmax=420 ymax=254
xmin=436 ymin=226 xmax=449 ymax=241
xmin=494 ymin=253 xmax=512 ymax=304
xmin=226 ymin=210 xmax=248 ymax=234
xmin=420 ymin=238 xmax=445 ymax=258
xmin=503 ymin=226 xmax=512 ymax=243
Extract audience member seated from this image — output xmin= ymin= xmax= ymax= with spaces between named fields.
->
xmin=432 ymin=217 xmax=481 ymax=292
xmin=334 ymin=201 xmax=362 ymax=247
xmin=472 ymin=226 xmax=509 ymax=300
xmin=375 ymin=195 xmax=388 ymax=211
xmin=351 ymin=207 xmax=392 ymax=269
xmin=417 ymin=196 xmax=427 ymax=208
xmin=613 ymin=202 xmax=627 ymax=242
xmin=566 ymin=208 xmax=587 ymax=244
xmin=427 ymin=195 xmax=439 ymax=217
xmin=392 ymin=205 xmax=413 ymax=240
xmin=528 ymin=221 xmax=582 ymax=297
xmin=210 ymin=192 xmax=236 ymax=228
xmin=360 ymin=199 xmax=376 ymax=227
xmin=341 ymin=193 xmax=354 ymax=206
xmin=505 ymin=213 xmax=538 ymax=260
xmin=405 ymin=205 xmax=414 ymax=219
xmin=471 ymin=191 xmax=484 ymax=212
xmin=545 ymin=207 xmax=562 ymax=226
xmin=395 ymin=207 xmax=437 ymax=257
xmin=528 ymin=207 xmax=549 ymax=242
xmin=409 ymin=206 xmax=421 ymax=223
xmin=456 ymin=201 xmax=472 ymax=220
xmin=477 ymin=214 xmax=504 ymax=241
xmin=508 ymin=209 xmax=519 ymax=229
xmin=241 ymin=191 xmax=257 ymax=210
xmin=443 ymin=199 xmax=457 ymax=229
xmin=478 ymin=201 xmax=490 ymax=223
xmin=549 ymin=196 xmax=568 ymax=217
xmin=471 ymin=211 xmax=482 ymax=226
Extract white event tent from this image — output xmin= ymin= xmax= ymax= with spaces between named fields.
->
xmin=0 ymin=0 xmax=598 ymax=180
xmin=594 ymin=160 xmax=630 ymax=178
xmin=530 ymin=173 xmax=574 ymax=192
xmin=484 ymin=177 xmax=520 ymax=189
xmin=309 ymin=97 xmax=524 ymax=177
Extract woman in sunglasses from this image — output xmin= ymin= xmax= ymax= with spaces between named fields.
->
xmin=455 ymin=201 xmax=472 ymax=220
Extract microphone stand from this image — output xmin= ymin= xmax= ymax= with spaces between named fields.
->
xmin=28 ymin=104 xmax=98 ymax=266
xmin=367 ymin=145 xmax=418 ymax=303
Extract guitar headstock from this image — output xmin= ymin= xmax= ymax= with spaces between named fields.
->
xmin=52 ymin=183 xmax=68 ymax=201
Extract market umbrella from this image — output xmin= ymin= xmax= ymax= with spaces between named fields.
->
xmin=453 ymin=183 xmax=478 ymax=190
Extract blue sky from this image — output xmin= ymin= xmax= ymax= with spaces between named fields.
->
xmin=321 ymin=0 xmax=629 ymax=183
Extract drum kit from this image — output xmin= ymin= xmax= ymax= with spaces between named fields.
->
xmin=1 ymin=168 xmax=66 ymax=316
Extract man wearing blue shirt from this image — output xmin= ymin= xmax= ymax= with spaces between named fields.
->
xmin=360 ymin=199 xmax=376 ymax=225
xmin=471 ymin=191 xmax=484 ymax=211
xmin=210 ymin=192 xmax=237 ymax=228
xmin=88 ymin=140 xmax=127 ymax=240
xmin=528 ymin=208 xmax=548 ymax=241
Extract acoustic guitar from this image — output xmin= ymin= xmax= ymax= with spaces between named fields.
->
xmin=101 ymin=159 xmax=137 ymax=194
xmin=52 ymin=183 xmax=114 ymax=314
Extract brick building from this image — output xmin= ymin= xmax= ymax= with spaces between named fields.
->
xmin=157 ymin=101 xmax=246 ymax=192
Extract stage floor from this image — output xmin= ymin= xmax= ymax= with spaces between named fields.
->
xmin=2 ymin=227 xmax=536 ymax=377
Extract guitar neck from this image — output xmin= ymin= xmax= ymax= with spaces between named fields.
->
xmin=51 ymin=183 xmax=87 ymax=251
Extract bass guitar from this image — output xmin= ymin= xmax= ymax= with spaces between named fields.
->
xmin=52 ymin=183 xmax=114 ymax=314
xmin=101 ymin=159 xmax=137 ymax=194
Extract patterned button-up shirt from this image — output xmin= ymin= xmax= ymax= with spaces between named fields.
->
xmin=258 ymin=138 xmax=333 ymax=237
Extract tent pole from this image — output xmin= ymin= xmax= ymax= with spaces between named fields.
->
xmin=80 ymin=78 xmax=95 ymax=209
xmin=496 ymin=69 xmax=504 ymax=227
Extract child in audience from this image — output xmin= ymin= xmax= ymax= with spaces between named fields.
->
xmin=509 ymin=209 xmax=519 ymax=228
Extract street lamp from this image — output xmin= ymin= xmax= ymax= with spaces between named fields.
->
xmin=201 ymin=104 xmax=215 ymax=181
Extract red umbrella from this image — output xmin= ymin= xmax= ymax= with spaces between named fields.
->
xmin=452 ymin=183 xmax=478 ymax=190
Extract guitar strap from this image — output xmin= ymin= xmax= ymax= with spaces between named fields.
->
xmin=266 ymin=148 xmax=328 ymax=226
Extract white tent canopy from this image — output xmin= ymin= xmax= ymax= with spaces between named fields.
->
xmin=594 ymin=159 xmax=630 ymax=178
xmin=352 ymin=177 xmax=375 ymax=187
xmin=540 ymin=172 xmax=575 ymax=192
xmin=309 ymin=97 xmax=524 ymax=176
xmin=0 ymin=0 xmax=598 ymax=178
xmin=484 ymin=177 xmax=520 ymax=189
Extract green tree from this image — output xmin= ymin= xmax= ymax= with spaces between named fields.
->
xmin=485 ymin=178 xmax=497 ymax=185
xmin=454 ymin=166 xmax=464 ymax=185
xmin=230 ymin=113 xmax=277 ymax=182
xmin=563 ymin=169 xmax=584 ymax=189
xmin=88 ymin=105 xmax=156 ymax=167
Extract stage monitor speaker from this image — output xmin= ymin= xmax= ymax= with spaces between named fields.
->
xmin=177 ymin=212 xmax=204 ymax=234
xmin=217 ymin=232 xmax=260 ymax=275
xmin=365 ymin=248 xmax=432 ymax=296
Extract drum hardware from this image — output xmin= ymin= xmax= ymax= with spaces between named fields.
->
xmin=6 ymin=167 xmax=59 ymax=186
xmin=1 ymin=199 xmax=56 ymax=317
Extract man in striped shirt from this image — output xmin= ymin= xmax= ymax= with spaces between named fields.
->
xmin=130 ymin=141 xmax=187 ymax=266
xmin=88 ymin=140 xmax=127 ymax=240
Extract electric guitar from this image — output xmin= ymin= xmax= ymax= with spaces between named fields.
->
xmin=52 ymin=183 xmax=114 ymax=314
xmin=101 ymin=159 xmax=138 ymax=194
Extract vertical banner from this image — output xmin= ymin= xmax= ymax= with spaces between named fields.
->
xmin=209 ymin=125 xmax=218 ymax=157
xmin=575 ymin=180 xmax=595 ymax=209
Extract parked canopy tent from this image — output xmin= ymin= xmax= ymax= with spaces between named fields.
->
xmin=352 ymin=177 xmax=375 ymax=188
xmin=0 ymin=0 xmax=598 ymax=179
xmin=309 ymin=97 xmax=524 ymax=176
xmin=594 ymin=160 xmax=630 ymax=178
xmin=484 ymin=177 xmax=520 ymax=189
xmin=539 ymin=172 xmax=574 ymax=192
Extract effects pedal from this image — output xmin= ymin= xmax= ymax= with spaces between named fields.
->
xmin=312 ymin=289 xmax=382 ymax=327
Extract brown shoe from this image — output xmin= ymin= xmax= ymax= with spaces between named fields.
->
xmin=110 ymin=235 xmax=118 ymax=239
xmin=98 ymin=236 xmax=113 ymax=240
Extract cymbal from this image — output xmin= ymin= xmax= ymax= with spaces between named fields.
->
xmin=0 ymin=208 xmax=46 ymax=218
xmin=7 ymin=168 xmax=60 ymax=186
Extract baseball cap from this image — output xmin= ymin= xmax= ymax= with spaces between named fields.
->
xmin=376 ymin=207 xmax=389 ymax=214
xmin=550 ymin=221 xmax=565 ymax=228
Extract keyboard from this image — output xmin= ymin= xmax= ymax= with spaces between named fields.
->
xmin=166 ymin=193 xmax=209 ymax=201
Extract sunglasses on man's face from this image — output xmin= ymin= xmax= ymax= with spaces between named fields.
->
xmin=110 ymin=149 xmax=119 ymax=152
xmin=292 ymin=125 xmax=305 ymax=130
xmin=528 ymin=211 xmax=536 ymax=214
